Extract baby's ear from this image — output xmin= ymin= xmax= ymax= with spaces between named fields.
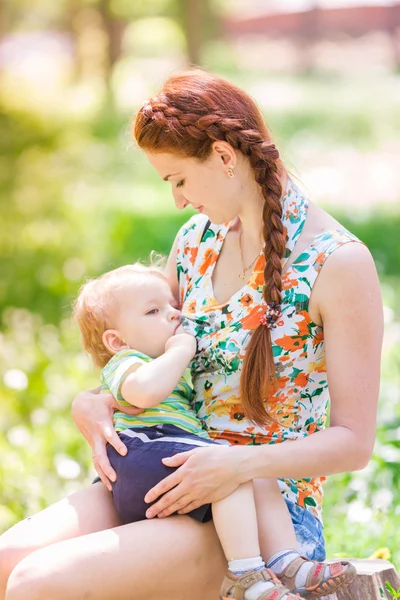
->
xmin=102 ymin=329 xmax=128 ymax=355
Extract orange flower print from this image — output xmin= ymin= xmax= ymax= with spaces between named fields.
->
xmin=282 ymin=276 xmax=299 ymax=290
xmin=275 ymin=376 xmax=290 ymax=390
xmin=296 ymin=314 xmax=311 ymax=337
xmin=293 ymin=372 xmax=309 ymax=387
xmin=199 ymin=248 xmax=218 ymax=275
xmin=189 ymin=247 xmax=198 ymax=266
xmin=241 ymin=305 xmax=264 ymax=330
xmin=186 ymin=300 xmax=197 ymax=314
xmin=229 ymin=403 xmax=246 ymax=422
xmin=313 ymin=331 xmax=324 ymax=347
xmin=240 ymin=293 xmax=253 ymax=306
xmin=274 ymin=334 xmax=305 ymax=352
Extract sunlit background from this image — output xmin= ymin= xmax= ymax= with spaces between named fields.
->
xmin=1 ymin=0 xmax=400 ymax=568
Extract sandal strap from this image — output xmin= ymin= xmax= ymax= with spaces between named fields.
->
xmin=225 ymin=568 xmax=297 ymax=600
xmin=278 ymin=555 xmax=309 ymax=589
xmin=278 ymin=556 xmax=350 ymax=591
xmin=304 ymin=561 xmax=326 ymax=589
xmin=304 ymin=559 xmax=349 ymax=589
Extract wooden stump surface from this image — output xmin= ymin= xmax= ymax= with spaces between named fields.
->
xmin=319 ymin=559 xmax=400 ymax=600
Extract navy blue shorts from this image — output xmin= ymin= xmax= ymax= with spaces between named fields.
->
xmin=106 ymin=424 xmax=220 ymax=525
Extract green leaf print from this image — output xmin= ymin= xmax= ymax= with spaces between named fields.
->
xmin=292 ymin=264 xmax=309 ymax=273
xmin=289 ymin=367 xmax=302 ymax=381
xmin=311 ymin=388 xmax=323 ymax=398
xmin=295 ymin=293 xmax=309 ymax=311
xmin=230 ymin=357 xmax=240 ymax=371
xmin=272 ymin=345 xmax=284 ymax=357
xmin=202 ymin=228 xmax=215 ymax=242
xmin=293 ymin=252 xmax=310 ymax=264
xmin=227 ymin=341 xmax=239 ymax=352
xmin=298 ymin=277 xmax=312 ymax=290
xmin=304 ymin=496 xmax=317 ymax=507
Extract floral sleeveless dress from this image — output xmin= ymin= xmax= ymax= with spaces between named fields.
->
xmin=177 ymin=180 xmax=360 ymax=524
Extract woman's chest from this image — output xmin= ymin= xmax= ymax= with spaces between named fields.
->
xmin=182 ymin=271 xmax=324 ymax=381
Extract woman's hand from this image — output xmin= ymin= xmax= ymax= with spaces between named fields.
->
xmin=71 ymin=387 xmax=144 ymax=490
xmin=144 ymin=445 xmax=248 ymax=518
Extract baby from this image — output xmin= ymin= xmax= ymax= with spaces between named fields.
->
xmin=73 ymin=262 xmax=356 ymax=600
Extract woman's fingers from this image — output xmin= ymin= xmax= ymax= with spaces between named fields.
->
xmin=144 ymin=469 xmax=183 ymax=506
xmin=92 ymin=433 xmax=118 ymax=484
xmin=108 ymin=395 xmax=144 ymax=415
xmin=161 ymin=449 xmax=196 ymax=467
xmin=146 ymin=485 xmax=192 ymax=519
xmin=157 ymin=494 xmax=193 ymax=519
xmin=103 ymin=424 xmax=128 ymax=457
xmin=92 ymin=457 xmax=113 ymax=492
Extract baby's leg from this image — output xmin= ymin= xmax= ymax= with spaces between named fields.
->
xmin=213 ymin=483 xmax=298 ymax=600
xmin=252 ymin=477 xmax=298 ymax=558
xmin=0 ymin=482 xmax=121 ymax=600
xmin=212 ymin=481 xmax=260 ymax=560
xmin=253 ymin=478 xmax=356 ymax=598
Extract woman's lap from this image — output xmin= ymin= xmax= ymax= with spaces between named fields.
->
xmin=6 ymin=512 xmax=226 ymax=600
xmin=3 ymin=479 xmax=325 ymax=599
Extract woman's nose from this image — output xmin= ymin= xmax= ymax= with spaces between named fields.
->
xmin=172 ymin=190 xmax=188 ymax=210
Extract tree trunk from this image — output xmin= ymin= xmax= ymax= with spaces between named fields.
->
xmin=320 ymin=559 xmax=400 ymax=600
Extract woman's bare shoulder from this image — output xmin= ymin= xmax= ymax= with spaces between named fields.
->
xmin=312 ymin=237 xmax=381 ymax=327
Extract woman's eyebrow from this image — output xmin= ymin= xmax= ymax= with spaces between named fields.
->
xmin=163 ymin=172 xmax=180 ymax=181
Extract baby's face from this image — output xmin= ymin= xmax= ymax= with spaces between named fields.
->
xmin=115 ymin=274 xmax=181 ymax=358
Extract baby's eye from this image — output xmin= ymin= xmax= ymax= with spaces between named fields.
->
xmin=176 ymin=179 xmax=185 ymax=189
xmin=146 ymin=309 xmax=158 ymax=315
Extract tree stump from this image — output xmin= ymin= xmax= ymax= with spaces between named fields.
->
xmin=320 ymin=559 xmax=400 ymax=600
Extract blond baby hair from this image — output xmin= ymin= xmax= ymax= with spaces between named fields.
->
xmin=73 ymin=256 xmax=166 ymax=368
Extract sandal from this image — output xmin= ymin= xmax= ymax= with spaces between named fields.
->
xmin=220 ymin=567 xmax=300 ymax=600
xmin=276 ymin=555 xmax=357 ymax=598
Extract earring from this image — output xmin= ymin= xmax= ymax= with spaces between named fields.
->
xmin=227 ymin=164 xmax=235 ymax=178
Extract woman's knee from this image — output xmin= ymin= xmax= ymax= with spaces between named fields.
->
xmin=5 ymin=553 xmax=47 ymax=600
xmin=0 ymin=519 xmax=36 ymax=593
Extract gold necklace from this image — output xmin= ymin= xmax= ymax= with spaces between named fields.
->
xmin=238 ymin=229 xmax=263 ymax=281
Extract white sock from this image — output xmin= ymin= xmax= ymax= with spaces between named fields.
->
xmin=229 ymin=556 xmax=265 ymax=575
xmin=228 ymin=556 xmax=290 ymax=600
xmin=267 ymin=549 xmax=330 ymax=589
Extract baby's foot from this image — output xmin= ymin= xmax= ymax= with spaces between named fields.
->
xmin=220 ymin=567 xmax=300 ymax=600
xmin=268 ymin=551 xmax=356 ymax=598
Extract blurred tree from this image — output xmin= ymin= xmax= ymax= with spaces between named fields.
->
xmin=178 ymin=0 xmax=212 ymax=66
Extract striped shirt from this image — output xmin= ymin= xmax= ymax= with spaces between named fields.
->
xmin=100 ymin=349 xmax=210 ymax=438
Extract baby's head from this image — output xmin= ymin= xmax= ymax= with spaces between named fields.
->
xmin=74 ymin=263 xmax=181 ymax=367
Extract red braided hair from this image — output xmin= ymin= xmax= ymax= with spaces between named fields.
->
xmin=134 ymin=70 xmax=287 ymax=427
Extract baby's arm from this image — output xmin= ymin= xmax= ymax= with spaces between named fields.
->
xmin=120 ymin=332 xmax=196 ymax=408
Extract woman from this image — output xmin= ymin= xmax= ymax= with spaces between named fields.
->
xmin=1 ymin=70 xmax=382 ymax=600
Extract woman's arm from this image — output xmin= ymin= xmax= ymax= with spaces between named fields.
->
xmin=239 ymin=241 xmax=383 ymax=480
xmin=143 ymin=242 xmax=383 ymax=517
xmin=72 ymin=388 xmax=144 ymax=490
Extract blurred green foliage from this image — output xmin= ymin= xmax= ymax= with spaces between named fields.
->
xmin=1 ymin=68 xmax=400 ymax=572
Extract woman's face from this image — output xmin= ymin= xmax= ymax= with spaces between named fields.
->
xmin=145 ymin=144 xmax=242 ymax=224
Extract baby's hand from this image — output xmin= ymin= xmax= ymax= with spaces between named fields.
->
xmin=165 ymin=327 xmax=197 ymax=358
